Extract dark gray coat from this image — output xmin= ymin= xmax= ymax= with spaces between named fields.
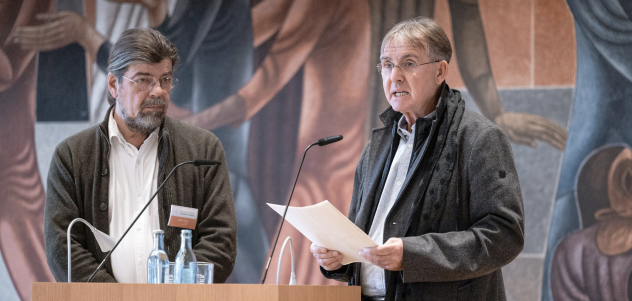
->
xmin=323 ymin=86 xmax=524 ymax=300
xmin=44 ymin=107 xmax=237 ymax=283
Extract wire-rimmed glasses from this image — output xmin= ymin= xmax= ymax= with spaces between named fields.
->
xmin=377 ymin=60 xmax=440 ymax=76
xmin=121 ymin=76 xmax=178 ymax=92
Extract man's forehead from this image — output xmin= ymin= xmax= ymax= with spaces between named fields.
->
xmin=380 ymin=40 xmax=425 ymax=60
xmin=126 ymin=58 xmax=173 ymax=76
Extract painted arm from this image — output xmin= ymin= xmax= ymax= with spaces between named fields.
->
xmin=448 ymin=0 xmax=567 ymax=151
xmin=182 ymin=0 xmax=336 ymax=130
xmin=12 ymin=11 xmax=106 ymax=64
xmin=0 ymin=0 xmax=53 ymax=91
xmin=251 ymin=0 xmax=294 ymax=47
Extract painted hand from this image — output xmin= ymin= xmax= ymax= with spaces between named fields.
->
xmin=310 ymin=243 xmax=343 ymax=271
xmin=181 ymin=94 xmax=247 ymax=131
xmin=360 ymin=237 xmax=403 ymax=271
xmin=12 ymin=12 xmax=90 ymax=51
xmin=495 ymin=112 xmax=567 ymax=151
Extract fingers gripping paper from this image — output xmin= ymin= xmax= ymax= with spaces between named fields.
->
xmin=267 ymin=201 xmax=378 ymax=265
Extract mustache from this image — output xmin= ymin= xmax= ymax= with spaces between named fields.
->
xmin=140 ymin=97 xmax=166 ymax=109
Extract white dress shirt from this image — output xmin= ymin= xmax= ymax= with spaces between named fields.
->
xmin=361 ymin=111 xmax=435 ymax=297
xmin=107 ymin=110 xmax=161 ymax=283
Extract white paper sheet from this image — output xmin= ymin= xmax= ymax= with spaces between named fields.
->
xmin=267 ymin=200 xmax=378 ymax=265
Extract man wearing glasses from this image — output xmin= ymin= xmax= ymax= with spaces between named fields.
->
xmin=44 ymin=28 xmax=237 ymax=283
xmin=311 ymin=18 xmax=524 ymax=300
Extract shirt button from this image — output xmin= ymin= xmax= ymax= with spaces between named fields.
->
xmin=408 ymin=144 xmax=413 ymax=148
xmin=100 ymin=203 xmax=108 ymax=211
xmin=396 ymin=181 xmax=402 ymax=186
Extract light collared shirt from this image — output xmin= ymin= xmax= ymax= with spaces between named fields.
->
xmin=361 ymin=110 xmax=436 ymax=297
xmin=107 ymin=110 xmax=161 ymax=283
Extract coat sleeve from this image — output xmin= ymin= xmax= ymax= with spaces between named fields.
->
xmin=192 ymin=138 xmax=237 ymax=283
xmin=401 ymin=125 xmax=524 ymax=282
xmin=44 ymin=142 xmax=117 ymax=282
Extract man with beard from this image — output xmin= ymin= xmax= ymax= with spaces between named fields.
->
xmin=44 ymin=28 xmax=237 ymax=283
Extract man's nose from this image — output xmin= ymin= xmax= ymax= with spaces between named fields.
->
xmin=390 ymin=66 xmax=405 ymax=82
xmin=148 ymin=81 xmax=164 ymax=96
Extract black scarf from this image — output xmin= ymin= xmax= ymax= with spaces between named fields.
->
xmin=403 ymin=83 xmax=465 ymax=236
xmin=371 ymin=83 xmax=465 ymax=238
xmin=381 ymin=83 xmax=466 ymax=300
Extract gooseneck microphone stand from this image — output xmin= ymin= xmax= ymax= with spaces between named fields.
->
xmin=260 ymin=135 xmax=343 ymax=284
xmin=85 ymin=160 xmax=219 ymax=282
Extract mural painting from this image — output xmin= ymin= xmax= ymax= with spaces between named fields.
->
xmin=1 ymin=0 xmax=631 ymax=300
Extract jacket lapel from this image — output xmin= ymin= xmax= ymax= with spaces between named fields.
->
xmin=355 ymin=126 xmax=392 ymax=233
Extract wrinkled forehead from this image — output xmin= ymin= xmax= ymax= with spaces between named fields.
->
xmin=125 ymin=58 xmax=173 ymax=77
xmin=380 ymin=37 xmax=427 ymax=60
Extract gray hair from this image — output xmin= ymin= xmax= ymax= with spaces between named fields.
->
xmin=107 ymin=28 xmax=179 ymax=104
xmin=381 ymin=17 xmax=452 ymax=63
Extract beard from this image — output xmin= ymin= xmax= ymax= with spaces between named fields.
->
xmin=117 ymin=97 xmax=166 ymax=135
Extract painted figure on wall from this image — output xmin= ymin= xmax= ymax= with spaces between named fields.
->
xmin=552 ymin=145 xmax=632 ymax=301
xmin=1 ymin=0 xmax=589 ymax=294
xmin=0 ymin=0 xmax=56 ymax=300
xmin=543 ymin=0 xmax=632 ymax=300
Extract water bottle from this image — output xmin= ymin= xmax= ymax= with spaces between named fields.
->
xmin=147 ymin=230 xmax=169 ymax=283
xmin=174 ymin=229 xmax=198 ymax=283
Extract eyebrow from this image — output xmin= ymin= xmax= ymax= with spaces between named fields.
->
xmin=380 ymin=53 xmax=420 ymax=61
xmin=131 ymin=71 xmax=173 ymax=78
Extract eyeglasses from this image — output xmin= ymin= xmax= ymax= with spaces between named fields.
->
xmin=121 ymin=76 xmax=178 ymax=92
xmin=377 ymin=60 xmax=441 ymax=76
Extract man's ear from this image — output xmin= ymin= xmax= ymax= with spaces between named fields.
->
xmin=436 ymin=61 xmax=449 ymax=85
xmin=108 ymin=73 xmax=118 ymax=99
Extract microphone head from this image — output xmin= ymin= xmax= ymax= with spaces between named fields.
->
xmin=194 ymin=160 xmax=222 ymax=166
xmin=317 ymin=135 xmax=343 ymax=146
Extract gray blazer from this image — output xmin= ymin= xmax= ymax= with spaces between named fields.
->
xmin=324 ymin=91 xmax=524 ymax=300
xmin=44 ymin=107 xmax=237 ymax=283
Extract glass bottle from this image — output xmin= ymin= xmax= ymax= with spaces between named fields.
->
xmin=147 ymin=230 xmax=170 ymax=283
xmin=174 ymin=229 xmax=198 ymax=283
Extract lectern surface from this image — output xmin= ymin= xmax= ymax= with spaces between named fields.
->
xmin=32 ymin=283 xmax=360 ymax=301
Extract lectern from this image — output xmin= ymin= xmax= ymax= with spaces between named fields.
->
xmin=32 ymin=283 xmax=360 ymax=301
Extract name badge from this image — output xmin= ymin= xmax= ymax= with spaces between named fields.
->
xmin=168 ymin=205 xmax=198 ymax=230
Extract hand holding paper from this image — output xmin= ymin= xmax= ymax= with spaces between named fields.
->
xmin=267 ymin=200 xmax=378 ymax=264
xmin=311 ymin=243 xmax=343 ymax=271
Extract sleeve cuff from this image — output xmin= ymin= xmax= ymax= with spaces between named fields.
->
xmin=320 ymin=265 xmax=348 ymax=280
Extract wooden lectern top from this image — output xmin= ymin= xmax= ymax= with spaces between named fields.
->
xmin=32 ymin=282 xmax=360 ymax=301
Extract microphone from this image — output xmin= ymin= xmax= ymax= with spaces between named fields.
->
xmin=318 ymin=135 xmax=343 ymax=146
xmin=86 ymin=159 xmax=221 ymax=282
xmin=260 ymin=135 xmax=343 ymax=284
